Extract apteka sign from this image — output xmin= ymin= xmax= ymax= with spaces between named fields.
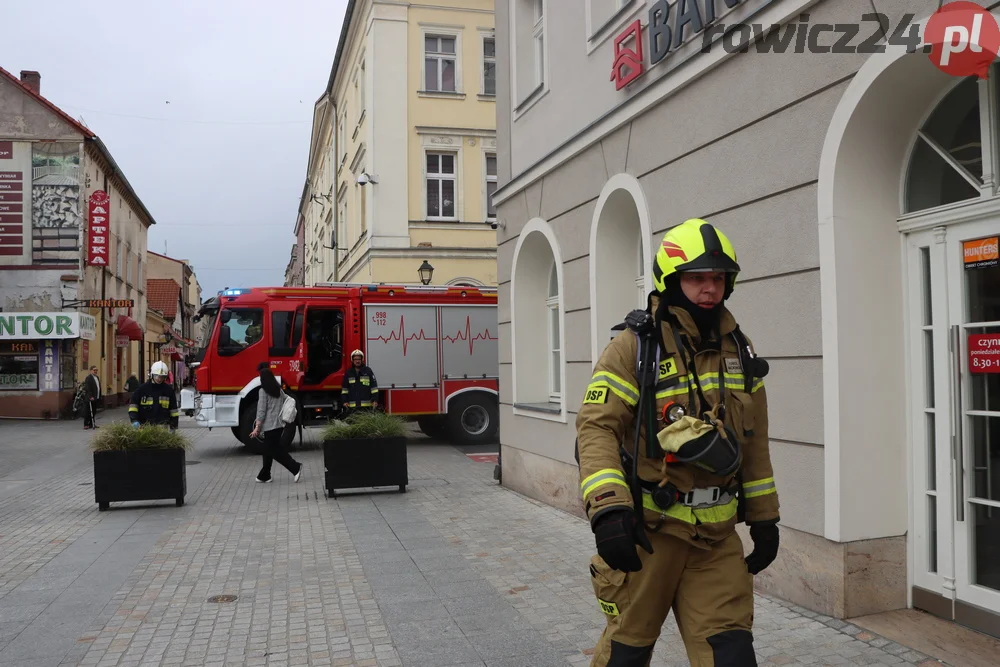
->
xmin=611 ymin=0 xmax=765 ymax=90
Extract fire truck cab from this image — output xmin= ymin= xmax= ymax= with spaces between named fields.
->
xmin=190 ymin=284 xmax=499 ymax=451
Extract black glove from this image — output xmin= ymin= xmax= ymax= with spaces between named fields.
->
xmin=593 ymin=508 xmax=654 ymax=572
xmin=744 ymin=522 xmax=779 ymax=575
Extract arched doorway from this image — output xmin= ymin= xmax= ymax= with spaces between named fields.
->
xmin=589 ymin=174 xmax=653 ymax=363
xmin=821 ymin=21 xmax=1000 ymax=633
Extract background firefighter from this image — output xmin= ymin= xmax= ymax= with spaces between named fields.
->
xmin=340 ymin=349 xmax=379 ymax=414
xmin=129 ymin=361 xmax=180 ymax=430
xmin=576 ymin=218 xmax=781 ymax=666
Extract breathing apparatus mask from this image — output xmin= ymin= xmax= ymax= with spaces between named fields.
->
xmin=656 ymin=403 xmax=742 ymax=477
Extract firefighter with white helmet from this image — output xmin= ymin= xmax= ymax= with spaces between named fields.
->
xmin=340 ymin=349 xmax=379 ymax=413
xmin=576 ymin=218 xmax=780 ymax=666
xmin=129 ymin=361 xmax=180 ymax=430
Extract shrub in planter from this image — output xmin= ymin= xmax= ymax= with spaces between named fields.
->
xmin=90 ymin=422 xmax=192 ymax=511
xmin=322 ymin=411 xmax=408 ymax=498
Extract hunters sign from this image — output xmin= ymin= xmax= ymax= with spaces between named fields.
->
xmin=611 ymin=0 xmax=770 ymax=90
xmin=0 ymin=312 xmax=97 ymax=340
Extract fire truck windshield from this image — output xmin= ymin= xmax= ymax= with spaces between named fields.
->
xmin=217 ymin=307 xmax=264 ymax=356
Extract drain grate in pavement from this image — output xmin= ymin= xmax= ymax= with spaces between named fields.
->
xmin=207 ymin=594 xmax=237 ymax=603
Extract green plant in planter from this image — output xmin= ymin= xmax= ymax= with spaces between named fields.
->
xmin=321 ymin=411 xmax=407 ymax=441
xmin=89 ymin=421 xmax=193 ymax=452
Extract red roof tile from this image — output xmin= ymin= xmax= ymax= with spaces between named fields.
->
xmin=146 ymin=278 xmax=181 ymax=320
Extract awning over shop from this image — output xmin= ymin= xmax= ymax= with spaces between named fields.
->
xmin=116 ymin=315 xmax=143 ymax=342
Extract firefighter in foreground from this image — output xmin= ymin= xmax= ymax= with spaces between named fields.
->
xmin=340 ymin=349 xmax=379 ymax=414
xmin=129 ymin=361 xmax=180 ymax=430
xmin=577 ymin=219 xmax=780 ymax=666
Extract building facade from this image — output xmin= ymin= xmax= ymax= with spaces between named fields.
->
xmin=0 ymin=67 xmax=154 ymax=417
xmin=301 ymin=0 xmax=499 ymax=288
xmin=145 ymin=251 xmax=200 ymax=384
xmin=494 ymin=0 xmax=1000 ymax=639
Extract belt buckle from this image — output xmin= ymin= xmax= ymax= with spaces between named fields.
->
xmin=684 ymin=487 xmax=720 ymax=507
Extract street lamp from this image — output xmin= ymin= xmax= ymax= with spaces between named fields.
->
xmin=418 ymin=260 xmax=434 ymax=285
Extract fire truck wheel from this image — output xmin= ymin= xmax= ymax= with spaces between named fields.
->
xmin=448 ymin=394 xmax=498 ymax=446
xmin=416 ymin=416 xmax=448 ymax=439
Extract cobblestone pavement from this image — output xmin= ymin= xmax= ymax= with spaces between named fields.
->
xmin=0 ymin=414 xmax=948 ymax=667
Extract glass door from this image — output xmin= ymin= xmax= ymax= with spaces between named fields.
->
xmin=947 ymin=221 xmax=1000 ymax=615
xmin=907 ymin=227 xmax=955 ymax=599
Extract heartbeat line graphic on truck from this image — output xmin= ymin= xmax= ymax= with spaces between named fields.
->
xmin=367 ymin=316 xmax=437 ymax=355
xmin=442 ymin=316 xmax=498 ymax=355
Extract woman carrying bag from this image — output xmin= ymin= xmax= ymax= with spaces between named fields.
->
xmin=249 ymin=364 xmax=303 ymax=483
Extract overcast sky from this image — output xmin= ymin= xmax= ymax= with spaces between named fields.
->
xmin=6 ymin=0 xmax=347 ymax=300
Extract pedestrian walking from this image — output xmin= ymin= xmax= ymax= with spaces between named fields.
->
xmin=249 ymin=363 xmax=302 ymax=483
xmin=83 ymin=366 xmax=102 ymax=429
xmin=576 ymin=218 xmax=780 ymax=666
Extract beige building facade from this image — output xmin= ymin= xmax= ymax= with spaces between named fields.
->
xmin=300 ymin=0 xmax=498 ymax=288
xmin=494 ymin=0 xmax=1000 ymax=639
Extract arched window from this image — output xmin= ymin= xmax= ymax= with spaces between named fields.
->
xmin=546 ymin=263 xmax=561 ymax=400
xmin=511 ymin=220 xmax=565 ymax=419
xmin=589 ymin=176 xmax=652 ymax=362
xmin=904 ymin=73 xmax=994 ymax=214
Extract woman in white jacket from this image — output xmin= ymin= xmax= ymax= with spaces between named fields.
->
xmin=248 ymin=366 xmax=302 ymax=483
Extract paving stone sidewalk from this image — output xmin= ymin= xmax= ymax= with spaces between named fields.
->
xmin=0 ymin=418 xmax=946 ymax=667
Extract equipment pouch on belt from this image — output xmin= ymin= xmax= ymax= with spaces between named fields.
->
xmin=656 ymin=407 xmax=742 ymax=478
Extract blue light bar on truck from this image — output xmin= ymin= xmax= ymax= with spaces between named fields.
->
xmin=219 ymin=288 xmax=249 ymax=297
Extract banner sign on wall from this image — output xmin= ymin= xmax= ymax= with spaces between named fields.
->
xmin=40 ymin=340 xmax=59 ymax=391
xmin=0 ymin=160 xmax=24 ymax=257
xmin=87 ymin=190 xmax=110 ymax=266
xmin=0 ymin=312 xmax=97 ymax=340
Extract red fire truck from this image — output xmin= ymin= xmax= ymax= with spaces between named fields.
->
xmin=190 ymin=283 xmax=499 ymax=451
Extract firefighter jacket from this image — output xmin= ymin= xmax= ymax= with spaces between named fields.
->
xmin=341 ymin=365 xmax=379 ymax=408
xmin=576 ymin=295 xmax=779 ymax=548
xmin=128 ymin=380 xmax=180 ymax=428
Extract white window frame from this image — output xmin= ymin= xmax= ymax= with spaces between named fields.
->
xmin=358 ymin=60 xmax=366 ymax=118
xmin=546 ymin=262 xmax=561 ymax=401
xmin=425 ymin=150 xmax=459 ymax=221
xmin=115 ymin=238 xmax=122 ymax=278
xmin=423 ymin=31 xmax=461 ymax=94
xmin=635 ymin=237 xmax=646 ymax=307
xmin=137 ymin=256 xmax=143 ymax=292
xmin=532 ymin=0 xmax=545 ymax=89
xmin=484 ymin=151 xmax=498 ymax=221
xmin=338 ymin=114 xmax=347 ymax=163
xmin=126 ymin=244 xmax=133 ymax=286
xmin=482 ymin=34 xmax=496 ymax=96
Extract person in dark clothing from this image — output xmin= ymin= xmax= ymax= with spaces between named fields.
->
xmin=83 ymin=366 xmax=102 ymax=429
xmin=340 ymin=349 xmax=378 ymax=414
xmin=249 ymin=363 xmax=302 ymax=483
xmin=129 ymin=361 xmax=180 ymax=429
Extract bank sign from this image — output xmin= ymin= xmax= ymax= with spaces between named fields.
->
xmin=611 ymin=0 xmax=771 ymax=90
xmin=0 ymin=312 xmax=97 ymax=341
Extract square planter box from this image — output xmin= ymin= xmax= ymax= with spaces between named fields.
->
xmin=323 ymin=436 xmax=408 ymax=498
xmin=94 ymin=448 xmax=187 ymax=511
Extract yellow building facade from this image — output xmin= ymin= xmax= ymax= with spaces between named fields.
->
xmin=300 ymin=0 xmax=497 ymax=287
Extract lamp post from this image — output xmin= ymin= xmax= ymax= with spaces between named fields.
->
xmin=418 ymin=260 xmax=434 ymax=285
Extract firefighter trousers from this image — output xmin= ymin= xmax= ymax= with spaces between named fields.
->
xmin=588 ymin=528 xmax=757 ymax=667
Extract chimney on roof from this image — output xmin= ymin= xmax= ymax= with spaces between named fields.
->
xmin=20 ymin=71 xmax=40 ymax=95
